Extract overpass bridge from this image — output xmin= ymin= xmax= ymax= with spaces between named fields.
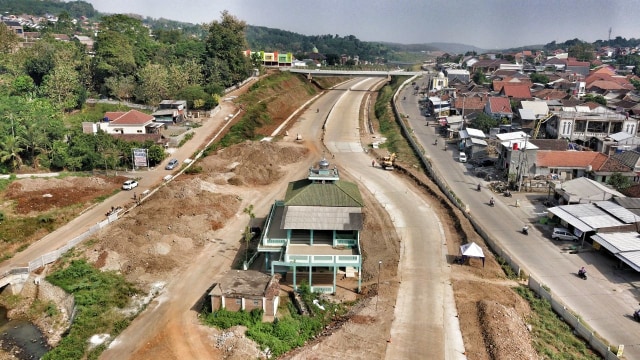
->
xmin=283 ymin=68 xmax=425 ymax=80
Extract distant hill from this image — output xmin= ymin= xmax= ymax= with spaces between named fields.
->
xmin=423 ymin=42 xmax=486 ymax=55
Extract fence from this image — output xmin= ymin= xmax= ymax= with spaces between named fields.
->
xmin=390 ymin=78 xmax=620 ymax=360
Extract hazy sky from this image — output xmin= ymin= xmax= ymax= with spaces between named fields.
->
xmin=84 ymin=0 xmax=639 ymax=49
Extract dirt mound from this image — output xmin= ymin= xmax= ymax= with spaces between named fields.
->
xmin=199 ymin=141 xmax=309 ymax=186
xmin=478 ymin=300 xmax=537 ymax=360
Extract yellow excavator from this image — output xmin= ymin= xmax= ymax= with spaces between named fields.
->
xmin=380 ymin=153 xmax=396 ymax=170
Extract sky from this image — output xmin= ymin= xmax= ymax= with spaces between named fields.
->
xmin=84 ymin=0 xmax=640 ymax=50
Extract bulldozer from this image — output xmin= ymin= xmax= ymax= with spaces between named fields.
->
xmin=380 ymin=153 xmax=396 ymax=170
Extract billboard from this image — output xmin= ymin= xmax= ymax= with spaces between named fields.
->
xmin=133 ymin=148 xmax=148 ymax=167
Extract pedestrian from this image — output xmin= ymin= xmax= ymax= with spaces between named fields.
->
xmin=515 ymin=199 xmax=520 ymax=207
xmin=133 ymin=192 xmax=137 ymax=201
xmin=372 ymin=160 xmax=375 ymax=167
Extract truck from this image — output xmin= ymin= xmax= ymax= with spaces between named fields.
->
xmin=379 ymin=153 xmax=396 ymax=170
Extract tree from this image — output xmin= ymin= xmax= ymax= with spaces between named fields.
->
xmin=472 ymin=70 xmax=487 ymax=85
xmin=583 ymin=94 xmax=606 ymax=106
xmin=529 ymin=73 xmax=549 ymax=84
xmin=203 ymin=11 xmax=251 ymax=87
xmin=136 ymin=63 xmax=169 ymax=105
xmin=105 ymin=75 xmax=136 ymax=101
xmin=41 ymin=64 xmax=82 ymax=111
xmin=11 ymin=75 xmax=36 ymax=96
xmin=0 ymin=135 xmax=24 ymax=171
xmin=0 ymin=22 xmax=19 ymax=54
xmin=471 ymin=113 xmax=498 ymax=133
xmin=607 ymin=172 xmax=632 ymax=191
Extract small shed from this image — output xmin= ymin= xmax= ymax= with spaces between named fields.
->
xmin=209 ymin=270 xmax=280 ymax=319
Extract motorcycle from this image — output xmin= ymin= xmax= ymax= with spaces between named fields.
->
xmin=578 ymin=269 xmax=587 ymax=280
xmin=489 ymin=198 xmax=495 ymax=207
xmin=477 ymin=184 xmax=481 ymax=192
xmin=634 ymin=309 xmax=640 ymax=322
xmin=522 ymin=225 xmax=529 ymax=235
xmin=504 ymin=190 xmax=512 ymax=197
xmin=316 ymin=108 xmax=319 ymax=113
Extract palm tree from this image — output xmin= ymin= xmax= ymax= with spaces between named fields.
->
xmin=0 ymin=135 xmax=25 ymax=171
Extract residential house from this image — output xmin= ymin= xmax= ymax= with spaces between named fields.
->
xmin=519 ymin=100 xmax=550 ymax=131
xmin=535 ymin=150 xmax=634 ymax=183
xmin=98 ymin=109 xmax=161 ymax=135
xmin=209 ymin=270 xmax=280 ymax=319
xmin=485 ymin=96 xmax=513 ymax=122
xmin=152 ymin=100 xmax=188 ymax=124
xmin=611 ymin=149 xmax=640 ymax=182
xmin=496 ymin=131 xmax=538 ymax=178
xmin=459 ymin=128 xmax=488 ymax=159
xmin=500 ymin=83 xmax=532 ymax=100
xmin=451 ymin=94 xmax=487 ymax=118
xmin=467 ymin=58 xmax=511 ymax=74
xmin=545 ymin=105 xmax=637 ymax=146
xmin=551 ymin=177 xmax=625 ymax=205
xmin=445 ymin=69 xmax=470 ymax=83
xmin=257 ymin=157 xmax=364 ymax=293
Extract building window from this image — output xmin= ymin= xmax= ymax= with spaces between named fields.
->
xmin=253 ymin=300 xmax=259 ymax=306
xmin=137 ymin=130 xmax=143 ymax=133
xmin=235 ymin=299 xmax=241 ymax=304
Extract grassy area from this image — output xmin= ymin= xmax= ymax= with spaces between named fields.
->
xmin=44 ymin=258 xmax=140 ymax=360
xmin=372 ymin=76 xmax=421 ymax=168
xmin=201 ymin=284 xmax=350 ymax=357
xmin=513 ymin=286 xmax=600 ymax=359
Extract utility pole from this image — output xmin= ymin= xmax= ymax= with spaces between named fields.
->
xmin=376 ymin=260 xmax=382 ymax=311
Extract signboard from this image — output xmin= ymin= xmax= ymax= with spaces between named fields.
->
xmin=133 ymin=149 xmax=148 ymax=167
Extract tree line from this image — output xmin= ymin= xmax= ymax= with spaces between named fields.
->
xmin=0 ymin=11 xmax=251 ymax=173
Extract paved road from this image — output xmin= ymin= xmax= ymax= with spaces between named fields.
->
xmin=324 ymin=78 xmax=465 ymax=360
xmin=396 ymin=79 xmax=640 ymax=358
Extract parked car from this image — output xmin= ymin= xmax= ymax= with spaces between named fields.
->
xmin=122 ymin=180 xmax=138 ymax=190
xmin=459 ymin=152 xmax=467 ymax=163
xmin=551 ymin=227 xmax=579 ymax=241
xmin=165 ymin=158 xmax=179 ymax=170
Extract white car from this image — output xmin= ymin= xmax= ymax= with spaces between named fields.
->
xmin=459 ymin=153 xmax=467 ymax=163
xmin=122 ymin=180 xmax=138 ymax=190
xmin=551 ymin=227 xmax=579 ymax=241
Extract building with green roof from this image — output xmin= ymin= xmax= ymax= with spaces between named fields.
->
xmin=257 ymin=157 xmax=364 ymax=293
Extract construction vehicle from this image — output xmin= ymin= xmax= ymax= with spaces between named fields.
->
xmin=532 ymin=112 xmax=555 ymax=139
xmin=380 ymin=153 xmax=396 ymax=170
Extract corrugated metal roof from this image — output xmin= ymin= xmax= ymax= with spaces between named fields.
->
xmin=519 ymin=108 xmax=536 ymax=120
xmin=592 ymin=232 xmax=640 ymax=252
xmin=609 ymin=132 xmax=634 ymax=142
xmin=548 ymin=203 xmax=626 ymax=231
xmin=465 ymin=128 xmax=485 ymax=138
xmin=282 ymin=206 xmax=363 ymax=230
xmin=595 ymin=201 xmax=639 ymax=223
xmin=592 ymin=232 xmax=640 ymax=272
xmin=617 ymin=251 xmax=640 ymax=272
xmin=547 ymin=207 xmax=592 ymax=232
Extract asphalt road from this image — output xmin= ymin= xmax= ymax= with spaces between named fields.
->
xmin=396 ymin=79 xmax=640 ymax=358
xmin=323 ymin=78 xmax=465 ymax=360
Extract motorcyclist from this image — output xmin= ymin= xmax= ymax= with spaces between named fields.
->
xmin=489 ymin=197 xmax=495 ymax=206
xmin=434 ymin=139 xmax=438 ymax=145
xmin=634 ymin=305 xmax=640 ymax=321
xmin=504 ymin=190 xmax=511 ymax=197
xmin=522 ymin=225 xmax=529 ymax=235
xmin=316 ymin=108 xmax=319 ymax=113
xmin=477 ymin=183 xmax=481 ymax=191
xmin=578 ymin=267 xmax=587 ymax=278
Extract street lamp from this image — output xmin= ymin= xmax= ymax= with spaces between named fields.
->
xmin=376 ymin=260 xmax=382 ymax=310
